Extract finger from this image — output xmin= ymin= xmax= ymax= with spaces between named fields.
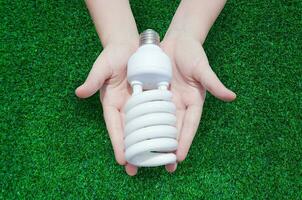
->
xmin=194 ymin=65 xmax=236 ymax=102
xmin=165 ymin=163 xmax=177 ymax=173
xmin=176 ymin=109 xmax=185 ymax=140
xmin=125 ymin=163 xmax=138 ymax=176
xmin=165 ymin=109 xmax=183 ymax=172
xmin=76 ymin=52 xmax=112 ymax=98
xmin=103 ymin=105 xmax=126 ymax=165
xmin=177 ymin=105 xmax=203 ymax=162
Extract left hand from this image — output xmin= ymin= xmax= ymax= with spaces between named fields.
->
xmin=160 ymin=32 xmax=236 ymax=172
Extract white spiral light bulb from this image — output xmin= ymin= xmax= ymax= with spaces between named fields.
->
xmin=124 ymin=29 xmax=178 ymax=167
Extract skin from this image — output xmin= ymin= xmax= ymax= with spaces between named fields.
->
xmin=76 ymin=0 xmax=139 ymax=176
xmin=161 ymin=0 xmax=236 ymax=172
xmin=76 ymin=0 xmax=236 ymax=176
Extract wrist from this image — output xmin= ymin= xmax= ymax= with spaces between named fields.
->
xmin=164 ymin=0 xmax=226 ymax=45
xmin=86 ymin=0 xmax=139 ymax=48
xmin=164 ymin=20 xmax=207 ymax=45
xmin=163 ymin=28 xmax=201 ymax=45
xmin=104 ymin=40 xmax=139 ymax=60
xmin=103 ymin=34 xmax=139 ymax=50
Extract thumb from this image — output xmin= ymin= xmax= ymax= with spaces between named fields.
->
xmin=75 ymin=52 xmax=111 ymax=98
xmin=195 ymin=64 xmax=236 ymax=102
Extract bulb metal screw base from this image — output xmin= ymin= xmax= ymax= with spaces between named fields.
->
xmin=139 ymin=29 xmax=160 ymax=46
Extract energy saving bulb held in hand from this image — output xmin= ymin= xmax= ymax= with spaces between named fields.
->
xmin=124 ymin=29 xmax=178 ymax=167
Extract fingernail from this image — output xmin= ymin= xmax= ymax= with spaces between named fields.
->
xmin=165 ymin=163 xmax=177 ymax=173
xmin=125 ymin=165 xmax=138 ymax=176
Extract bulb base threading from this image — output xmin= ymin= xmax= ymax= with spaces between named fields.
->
xmin=139 ymin=29 xmax=160 ymax=46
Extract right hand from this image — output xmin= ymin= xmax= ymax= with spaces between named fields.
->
xmin=75 ymin=42 xmax=139 ymax=176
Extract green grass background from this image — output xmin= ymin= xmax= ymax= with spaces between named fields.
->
xmin=1 ymin=0 xmax=301 ymax=199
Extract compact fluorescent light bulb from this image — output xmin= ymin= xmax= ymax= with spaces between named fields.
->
xmin=124 ymin=29 xmax=178 ymax=167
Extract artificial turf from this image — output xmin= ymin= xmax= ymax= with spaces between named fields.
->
xmin=1 ymin=0 xmax=301 ymax=199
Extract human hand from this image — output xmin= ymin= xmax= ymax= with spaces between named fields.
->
xmin=160 ymin=32 xmax=236 ymax=171
xmin=75 ymin=42 xmax=140 ymax=176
